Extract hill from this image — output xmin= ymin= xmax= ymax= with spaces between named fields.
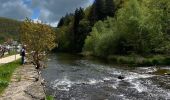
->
xmin=0 ymin=17 xmax=21 ymax=43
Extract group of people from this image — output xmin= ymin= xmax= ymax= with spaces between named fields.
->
xmin=0 ymin=46 xmax=9 ymax=58
xmin=0 ymin=44 xmax=26 ymax=65
xmin=0 ymin=46 xmax=5 ymax=57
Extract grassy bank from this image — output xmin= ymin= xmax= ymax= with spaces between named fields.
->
xmin=46 ymin=95 xmax=54 ymax=100
xmin=82 ymin=52 xmax=170 ymax=66
xmin=0 ymin=60 xmax=20 ymax=94
xmin=108 ymin=55 xmax=170 ymax=66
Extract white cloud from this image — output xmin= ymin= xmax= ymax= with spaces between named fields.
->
xmin=0 ymin=0 xmax=94 ymax=25
xmin=33 ymin=18 xmax=58 ymax=27
xmin=34 ymin=0 xmax=94 ymax=23
xmin=0 ymin=0 xmax=32 ymax=20
xmin=33 ymin=18 xmax=42 ymax=23
xmin=48 ymin=21 xmax=59 ymax=27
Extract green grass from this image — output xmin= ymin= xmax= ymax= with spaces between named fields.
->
xmin=152 ymin=69 xmax=170 ymax=75
xmin=167 ymin=70 xmax=170 ymax=74
xmin=46 ymin=95 xmax=54 ymax=100
xmin=0 ymin=60 xmax=20 ymax=94
xmin=108 ymin=55 xmax=170 ymax=66
xmin=82 ymin=52 xmax=170 ymax=66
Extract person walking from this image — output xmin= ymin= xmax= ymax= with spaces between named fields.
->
xmin=21 ymin=46 xmax=26 ymax=65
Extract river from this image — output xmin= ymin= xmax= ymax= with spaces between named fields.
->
xmin=41 ymin=53 xmax=170 ymax=100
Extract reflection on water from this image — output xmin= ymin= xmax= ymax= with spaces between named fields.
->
xmin=42 ymin=53 xmax=170 ymax=100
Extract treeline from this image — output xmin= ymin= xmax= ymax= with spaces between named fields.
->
xmin=0 ymin=17 xmax=21 ymax=43
xmin=55 ymin=0 xmax=123 ymax=52
xmin=56 ymin=0 xmax=170 ymax=58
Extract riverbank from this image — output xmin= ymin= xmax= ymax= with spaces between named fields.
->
xmin=0 ymin=64 xmax=45 ymax=100
xmin=81 ymin=52 xmax=170 ymax=67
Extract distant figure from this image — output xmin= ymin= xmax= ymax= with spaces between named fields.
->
xmin=21 ymin=46 xmax=26 ymax=65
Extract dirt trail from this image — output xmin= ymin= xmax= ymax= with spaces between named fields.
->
xmin=0 ymin=54 xmax=21 ymax=64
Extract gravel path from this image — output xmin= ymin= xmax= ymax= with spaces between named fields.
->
xmin=0 ymin=54 xmax=21 ymax=64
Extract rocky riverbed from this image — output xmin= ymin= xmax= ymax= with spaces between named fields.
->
xmin=0 ymin=65 xmax=45 ymax=100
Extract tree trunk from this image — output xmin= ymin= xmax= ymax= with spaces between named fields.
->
xmin=35 ymin=61 xmax=41 ymax=69
xmin=33 ymin=51 xmax=41 ymax=69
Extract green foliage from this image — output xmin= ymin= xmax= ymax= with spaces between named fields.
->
xmin=20 ymin=18 xmax=56 ymax=69
xmin=0 ymin=81 xmax=8 ymax=88
xmin=84 ymin=0 xmax=170 ymax=58
xmin=55 ymin=8 xmax=92 ymax=53
xmin=56 ymin=0 xmax=169 ymax=62
xmin=57 ymin=13 xmax=74 ymax=28
xmin=56 ymin=25 xmax=74 ymax=51
xmin=46 ymin=95 xmax=54 ymax=100
xmin=108 ymin=55 xmax=170 ymax=66
xmin=143 ymin=0 xmax=170 ymax=53
xmin=55 ymin=0 xmax=122 ymax=53
xmin=84 ymin=18 xmax=121 ymax=57
xmin=105 ymin=0 xmax=116 ymax=17
xmin=73 ymin=8 xmax=86 ymax=52
xmin=88 ymin=0 xmax=117 ymax=25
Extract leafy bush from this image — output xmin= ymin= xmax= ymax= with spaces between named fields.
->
xmin=84 ymin=0 xmax=170 ymax=59
xmin=46 ymin=95 xmax=54 ymax=100
xmin=0 ymin=80 xmax=8 ymax=87
xmin=0 ymin=71 xmax=10 ymax=77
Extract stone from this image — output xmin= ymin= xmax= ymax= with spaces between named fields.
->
xmin=24 ymin=82 xmax=45 ymax=100
xmin=118 ymin=76 xmax=125 ymax=80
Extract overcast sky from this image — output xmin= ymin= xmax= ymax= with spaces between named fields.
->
xmin=0 ymin=0 xmax=94 ymax=27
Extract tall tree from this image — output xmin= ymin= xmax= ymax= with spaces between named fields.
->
xmin=57 ymin=17 xmax=64 ymax=28
xmin=20 ymin=18 xmax=56 ymax=69
xmin=105 ymin=0 xmax=116 ymax=17
xmin=88 ymin=0 xmax=105 ymax=25
xmin=95 ymin=0 xmax=105 ymax=20
xmin=73 ymin=7 xmax=85 ymax=52
xmin=88 ymin=4 xmax=97 ymax=25
xmin=74 ymin=8 xmax=84 ymax=34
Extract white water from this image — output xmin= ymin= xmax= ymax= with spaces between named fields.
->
xmin=42 ymin=54 xmax=170 ymax=100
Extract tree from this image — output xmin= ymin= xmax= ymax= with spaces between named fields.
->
xmin=57 ymin=17 xmax=64 ymax=28
xmin=73 ymin=7 xmax=85 ymax=52
xmin=105 ymin=0 xmax=116 ymax=17
xmin=74 ymin=8 xmax=85 ymax=34
xmin=95 ymin=0 xmax=105 ymax=20
xmin=88 ymin=0 xmax=105 ymax=25
xmin=20 ymin=18 xmax=56 ymax=69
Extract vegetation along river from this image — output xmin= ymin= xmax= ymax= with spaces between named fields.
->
xmin=42 ymin=53 xmax=170 ymax=100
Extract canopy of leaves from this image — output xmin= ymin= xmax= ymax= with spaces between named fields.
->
xmin=20 ymin=18 xmax=56 ymax=69
xmin=83 ymin=0 xmax=170 ymax=57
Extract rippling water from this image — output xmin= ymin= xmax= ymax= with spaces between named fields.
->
xmin=41 ymin=53 xmax=170 ymax=100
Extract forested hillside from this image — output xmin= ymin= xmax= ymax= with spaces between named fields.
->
xmin=0 ymin=17 xmax=21 ymax=43
xmin=55 ymin=0 xmax=170 ymax=58
xmin=55 ymin=0 xmax=123 ymax=52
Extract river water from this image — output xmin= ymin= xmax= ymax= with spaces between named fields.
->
xmin=41 ymin=53 xmax=170 ymax=100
